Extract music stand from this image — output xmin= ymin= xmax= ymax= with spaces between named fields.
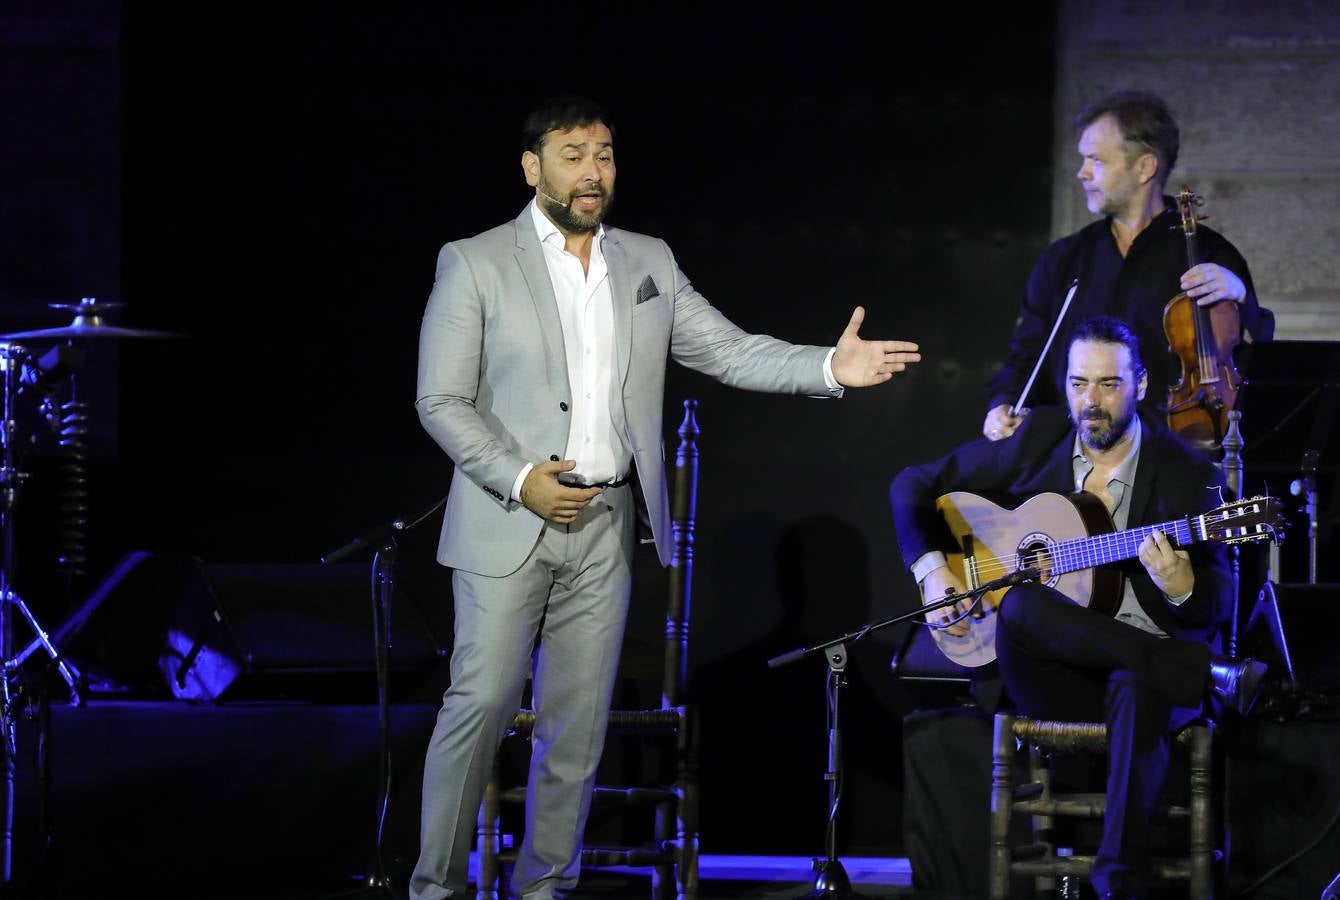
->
xmin=1234 ymin=340 xmax=1340 ymax=582
xmin=1235 ymin=340 xmax=1340 ymax=713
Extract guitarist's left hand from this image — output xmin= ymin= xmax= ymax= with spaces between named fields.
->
xmin=1138 ymin=529 xmax=1194 ymax=599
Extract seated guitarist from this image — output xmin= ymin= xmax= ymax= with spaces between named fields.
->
xmin=890 ymin=315 xmax=1266 ymax=900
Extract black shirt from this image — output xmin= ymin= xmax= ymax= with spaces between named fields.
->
xmin=984 ymin=201 xmax=1273 ymax=415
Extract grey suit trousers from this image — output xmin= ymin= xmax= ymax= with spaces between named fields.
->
xmin=410 ymin=484 xmax=635 ymax=900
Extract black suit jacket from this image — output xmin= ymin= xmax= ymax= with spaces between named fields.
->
xmin=889 ymin=406 xmax=1233 ymax=650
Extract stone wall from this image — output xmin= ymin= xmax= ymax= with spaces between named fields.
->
xmin=1053 ymin=0 xmax=1340 ymax=339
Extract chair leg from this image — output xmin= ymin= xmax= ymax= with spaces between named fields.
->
xmin=1029 ymin=745 xmax=1058 ymax=898
xmin=652 ymin=799 xmax=672 ymax=900
xmin=1188 ymin=724 xmax=1215 ymax=900
xmin=677 ymin=708 xmax=700 ymax=900
xmin=989 ymin=714 xmax=1016 ymax=900
xmin=676 ymin=828 xmax=699 ymax=900
xmin=477 ymin=756 xmax=502 ymax=900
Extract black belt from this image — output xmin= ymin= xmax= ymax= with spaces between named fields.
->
xmin=562 ymin=474 xmax=631 ymax=489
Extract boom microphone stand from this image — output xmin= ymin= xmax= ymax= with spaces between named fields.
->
xmin=767 ymin=567 xmax=1041 ymax=898
xmin=319 ymin=492 xmax=448 ymax=898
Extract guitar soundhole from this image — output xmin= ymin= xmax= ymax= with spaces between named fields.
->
xmin=1017 ymin=533 xmax=1057 ymax=586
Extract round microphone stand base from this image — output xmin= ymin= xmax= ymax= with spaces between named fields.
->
xmin=801 ymin=858 xmax=852 ymax=898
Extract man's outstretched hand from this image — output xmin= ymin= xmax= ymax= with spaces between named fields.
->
xmin=831 ymin=306 xmax=921 ymax=387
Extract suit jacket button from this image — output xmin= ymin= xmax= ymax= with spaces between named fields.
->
xmin=550 ymin=454 xmax=560 ymax=461
xmin=559 ymin=402 xmax=569 ymax=412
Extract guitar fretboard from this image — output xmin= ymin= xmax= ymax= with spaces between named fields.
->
xmin=1047 ymin=517 xmax=1195 ymax=575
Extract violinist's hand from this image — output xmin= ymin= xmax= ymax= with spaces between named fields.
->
xmin=921 ymin=566 xmax=972 ymax=637
xmin=1181 ymin=263 xmax=1246 ymax=307
xmin=983 ymin=403 xmax=1026 ymax=441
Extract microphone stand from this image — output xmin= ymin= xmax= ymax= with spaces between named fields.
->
xmin=767 ymin=567 xmax=1041 ymax=898
xmin=319 ymin=492 xmax=448 ymax=899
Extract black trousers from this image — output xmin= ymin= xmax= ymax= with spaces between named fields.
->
xmin=996 ymin=584 xmax=1213 ymax=898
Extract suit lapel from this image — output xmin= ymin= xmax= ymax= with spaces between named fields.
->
xmin=512 ymin=209 xmax=570 ymax=398
xmin=1021 ymin=410 xmax=1079 ymax=495
xmin=1039 ymin=438 xmax=1079 ymax=493
xmin=603 ymin=229 xmax=634 ymax=384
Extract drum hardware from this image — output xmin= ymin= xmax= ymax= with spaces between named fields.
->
xmin=0 ymin=296 xmax=179 ymax=883
xmin=0 ymin=340 xmax=84 ymax=883
xmin=0 ymin=296 xmax=181 ymax=341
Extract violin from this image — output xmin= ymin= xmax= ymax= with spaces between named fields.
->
xmin=1163 ymin=185 xmax=1242 ymax=447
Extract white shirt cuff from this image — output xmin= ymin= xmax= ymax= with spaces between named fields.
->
xmin=911 ymin=551 xmax=949 ymax=585
xmin=511 ymin=463 xmax=534 ymax=503
xmin=1166 ymin=588 xmax=1192 ymax=606
xmin=822 ymin=348 xmax=844 ymax=397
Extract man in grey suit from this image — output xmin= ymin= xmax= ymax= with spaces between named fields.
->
xmin=410 ymin=95 xmax=921 ymax=900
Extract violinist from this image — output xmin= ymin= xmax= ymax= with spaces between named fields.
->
xmin=982 ymin=91 xmax=1273 ymax=443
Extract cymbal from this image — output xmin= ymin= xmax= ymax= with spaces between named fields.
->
xmin=2 ymin=297 xmax=180 ymax=340
xmin=0 ymin=323 xmax=181 ymax=340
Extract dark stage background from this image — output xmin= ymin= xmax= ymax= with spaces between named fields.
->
xmin=10 ymin=3 xmax=1331 ymax=876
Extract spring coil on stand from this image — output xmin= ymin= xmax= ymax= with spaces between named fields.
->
xmin=53 ymin=399 xmax=89 ymax=579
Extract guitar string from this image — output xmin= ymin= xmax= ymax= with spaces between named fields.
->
xmin=966 ymin=521 xmax=1192 ymax=578
xmin=952 ymin=509 xmax=1250 ymax=580
xmin=925 ymin=503 xmax=1273 ymax=629
xmin=926 ymin=517 xmax=1196 ymax=628
xmin=964 ymin=519 xmax=1184 ymax=578
xmin=962 ymin=506 xmax=1268 ymax=579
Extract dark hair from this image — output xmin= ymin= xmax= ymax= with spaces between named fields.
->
xmin=520 ymin=94 xmax=614 ymax=156
xmin=1070 ymin=316 xmax=1147 ymax=379
xmin=1075 ymin=91 xmax=1179 ymax=188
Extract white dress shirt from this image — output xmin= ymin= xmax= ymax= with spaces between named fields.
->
xmin=512 ymin=199 xmax=842 ymax=502
xmin=510 ymin=201 xmax=629 ymax=500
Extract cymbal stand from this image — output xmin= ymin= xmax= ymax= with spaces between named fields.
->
xmin=0 ymin=342 xmax=81 ymax=884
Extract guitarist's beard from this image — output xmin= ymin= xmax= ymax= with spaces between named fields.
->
xmin=1075 ymin=403 xmax=1137 ymax=452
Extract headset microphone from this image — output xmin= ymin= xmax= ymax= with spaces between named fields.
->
xmin=537 ymin=187 xmax=567 ymax=207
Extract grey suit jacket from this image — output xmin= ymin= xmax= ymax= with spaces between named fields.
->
xmin=416 ymin=205 xmax=833 ymax=577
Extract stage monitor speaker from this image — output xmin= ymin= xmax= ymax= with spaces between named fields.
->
xmin=53 ymin=551 xmax=195 ymax=696
xmin=158 ymin=561 xmax=446 ymax=702
xmin=1244 ymin=581 xmax=1340 ymax=693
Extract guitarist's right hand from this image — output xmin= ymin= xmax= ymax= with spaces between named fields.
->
xmin=920 ymin=566 xmax=972 ymax=637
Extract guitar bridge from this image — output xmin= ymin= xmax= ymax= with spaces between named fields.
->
xmin=962 ymin=534 xmax=980 ymax=590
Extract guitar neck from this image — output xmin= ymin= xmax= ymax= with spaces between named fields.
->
xmin=1049 ymin=516 xmax=1197 ymax=576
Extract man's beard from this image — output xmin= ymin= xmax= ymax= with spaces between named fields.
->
xmin=1095 ymin=167 xmax=1141 ymax=218
xmin=537 ymin=178 xmax=613 ymax=234
xmin=1075 ymin=402 xmax=1137 ymax=452
xmin=1097 ymin=195 xmax=1126 ymax=217
xmin=1096 ymin=186 xmax=1139 ymax=219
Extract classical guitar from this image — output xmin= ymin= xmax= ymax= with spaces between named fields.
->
xmin=925 ymin=491 xmax=1283 ymax=668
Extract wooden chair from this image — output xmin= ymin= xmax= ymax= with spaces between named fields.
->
xmin=988 ymin=714 xmax=1219 ymax=899
xmin=476 ymin=400 xmax=702 ymax=900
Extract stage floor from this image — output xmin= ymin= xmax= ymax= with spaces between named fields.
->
xmin=39 ymin=855 xmax=916 ymax=900
xmin=9 ymin=700 xmax=1338 ymax=899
